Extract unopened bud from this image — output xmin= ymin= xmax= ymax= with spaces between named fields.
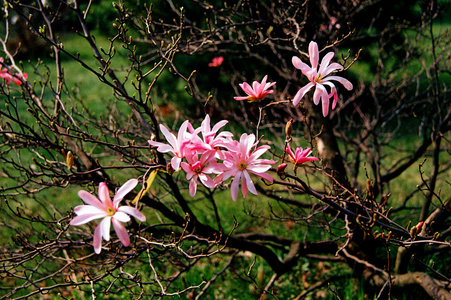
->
xmin=416 ymin=221 xmax=424 ymax=230
xmin=66 ymin=151 xmax=74 ymax=170
xmin=285 ymin=119 xmax=293 ymax=137
xmin=166 ymin=163 xmax=175 ymax=175
xmin=276 ymin=163 xmax=287 ymax=176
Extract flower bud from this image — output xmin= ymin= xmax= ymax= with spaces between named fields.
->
xmin=285 ymin=119 xmax=293 ymax=137
xmin=66 ymin=151 xmax=74 ymax=170
xmin=276 ymin=163 xmax=287 ymax=177
xmin=166 ymin=163 xmax=175 ymax=175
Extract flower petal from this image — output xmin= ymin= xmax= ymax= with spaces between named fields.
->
xmin=243 ymin=171 xmax=257 ymax=196
xmin=113 ymin=211 xmax=131 ymax=223
xmin=93 ymin=224 xmax=103 ymax=254
xmin=325 ymin=76 xmax=353 ymax=90
xmin=113 ymin=178 xmax=138 ymax=207
xmin=292 ymin=56 xmax=311 ymax=73
xmin=99 ymin=216 xmax=112 ymax=241
xmin=230 ymin=172 xmax=241 ymax=201
xmin=112 ymin=218 xmax=130 ymax=247
xmin=70 ymin=211 xmax=107 ymax=226
xmin=98 ymin=182 xmax=112 ymax=205
xmin=77 ymin=190 xmax=105 ymax=210
xmin=292 ymin=82 xmax=315 ymax=106
xmin=318 ymin=52 xmax=335 ymax=75
xmin=118 ymin=206 xmax=146 ymax=222
xmin=309 ymin=41 xmax=319 ymax=69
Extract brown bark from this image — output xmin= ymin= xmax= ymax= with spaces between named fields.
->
xmin=366 ymin=271 xmax=451 ymax=300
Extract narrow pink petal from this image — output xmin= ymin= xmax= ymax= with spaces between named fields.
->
xmin=247 ymin=164 xmax=272 ymax=173
xmin=147 ymin=141 xmax=174 ymax=153
xmin=201 ymin=114 xmax=211 ymax=133
xmin=292 ymin=56 xmax=311 ymax=73
xmin=118 ymin=206 xmax=146 ymax=222
xmin=93 ymin=224 xmax=102 ymax=254
xmin=113 ymin=211 xmax=131 ymax=223
xmin=211 ymin=120 xmax=228 ymax=134
xmin=234 ymin=96 xmax=249 ymax=101
xmin=240 ymin=82 xmax=254 ymax=96
xmin=286 ymin=145 xmax=295 ymax=160
xmin=112 ymin=218 xmax=130 ymax=246
xmin=309 ymin=41 xmax=319 ymax=69
xmin=189 ymin=177 xmax=197 ymax=196
xmin=98 ymin=182 xmax=112 ymax=205
xmin=73 ymin=204 xmax=107 ymax=216
xmin=159 ymin=124 xmax=178 ymax=149
xmin=199 ymin=174 xmax=216 ymax=188
xmin=318 ymin=52 xmax=335 ymax=75
xmin=248 ymin=146 xmax=270 ymax=161
xmin=322 ymin=63 xmax=344 ymax=77
xmin=292 ymin=83 xmax=315 ymax=106
xmin=70 ymin=212 xmax=107 ymax=226
xmin=325 ymin=76 xmax=353 ymax=90
xmin=243 ymin=171 xmax=257 ymax=196
xmin=321 ymin=91 xmax=330 ymax=117
xmin=252 ymin=171 xmax=274 ymax=183
xmin=252 ymin=80 xmax=260 ymax=96
xmin=177 ymin=120 xmax=190 ymax=148
xmin=230 ymin=172 xmax=241 ymax=201
xmin=241 ymin=172 xmax=248 ymax=199
xmin=313 ymin=85 xmax=322 ymax=106
xmin=99 ymin=217 xmax=111 ymax=241
xmin=171 ymin=156 xmax=182 ymax=170
xmin=78 ymin=190 xmax=104 ymax=209
xmin=113 ymin=178 xmax=138 ymax=207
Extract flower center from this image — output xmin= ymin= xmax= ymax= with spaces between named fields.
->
xmin=192 ymin=161 xmax=203 ymax=174
xmin=238 ymin=161 xmax=247 ymax=171
xmin=107 ymin=207 xmax=115 ymax=216
xmin=315 ymin=73 xmax=322 ymax=83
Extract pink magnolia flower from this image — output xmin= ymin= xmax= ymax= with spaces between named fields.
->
xmin=180 ymin=151 xmax=221 ymax=196
xmin=70 ymin=179 xmax=146 ymax=254
xmin=148 ymin=120 xmax=191 ymax=170
xmin=208 ymin=56 xmax=224 ymax=67
xmin=292 ymin=41 xmax=353 ymax=117
xmin=286 ymin=146 xmax=319 ymax=166
xmin=220 ymin=133 xmax=274 ymax=201
xmin=0 ymin=57 xmax=28 ymax=86
xmin=234 ymin=75 xmax=276 ymax=102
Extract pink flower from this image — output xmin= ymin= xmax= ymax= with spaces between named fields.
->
xmin=148 ymin=120 xmax=191 ymax=170
xmin=292 ymin=41 xmax=353 ymax=117
xmin=0 ymin=57 xmax=28 ymax=86
xmin=234 ymin=75 xmax=276 ymax=102
xmin=220 ymin=133 xmax=274 ymax=201
xmin=70 ymin=179 xmax=146 ymax=254
xmin=208 ymin=56 xmax=224 ymax=67
xmin=180 ymin=151 xmax=221 ymax=196
xmin=286 ymin=146 xmax=319 ymax=166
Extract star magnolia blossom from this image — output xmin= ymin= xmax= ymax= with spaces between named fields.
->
xmin=0 ymin=57 xmax=28 ymax=86
xmin=221 ymin=133 xmax=275 ymax=201
xmin=234 ymin=75 xmax=276 ymax=102
xmin=180 ymin=151 xmax=222 ymax=196
xmin=286 ymin=146 xmax=319 ymax=166
xmin=208 ymin=56 xmax=224 ymax=67
xmin=292 ymin=41 xmax=353 ymax=117
xmin=150 ymin=115 xmax=275 ymax=201
xmin=70 ymin=179 xmax=146 ymax=254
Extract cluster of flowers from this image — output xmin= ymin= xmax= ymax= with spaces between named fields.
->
xmin=0 ymin=58 xmax=27 ymax=86
xmin=148 ymin=114 xmax=275 ymax=201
